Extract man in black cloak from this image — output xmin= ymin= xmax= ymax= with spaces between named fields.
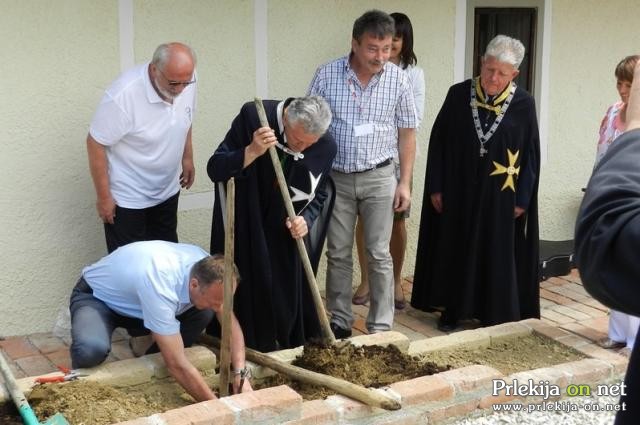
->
xmin=411 ymin=35 xmax=540 ymax=331
xmin=575 ymin=61 xmax=640 ymax=425
xmin=207 ymin=96 xmax=337 ymax=352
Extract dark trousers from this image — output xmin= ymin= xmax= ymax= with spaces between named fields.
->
xmin=69 ymin=277 xmax=213 ymax=368
xmin=104 ymin=191 xmax=180 ymax=253
xmin=615 ymin=323 xmax=640 ymax=424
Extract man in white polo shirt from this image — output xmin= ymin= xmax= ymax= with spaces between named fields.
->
xmin=86 ymin=42 xmax=197 ymax=252
xmin=70 ymin=240 xmax=252 ymax=401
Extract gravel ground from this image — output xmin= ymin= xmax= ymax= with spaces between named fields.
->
xmin=446 ymin=394 xmax=621 ymax=424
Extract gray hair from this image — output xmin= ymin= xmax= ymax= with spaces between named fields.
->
xmin=286 ymin=96 xmax=333 ymax=136
xmin=190 ymin=254 xmax=239 ymax=289
xmin=151 ymin=42 xmax=197 ymax=70
xmin=352 ymin=9 xmax=395 ymax=42
xmin=484 ymin=35 xmax=525 ymax=69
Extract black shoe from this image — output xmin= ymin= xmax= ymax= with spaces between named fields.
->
xmin=330 ymin=322 xmax=352 ymax=339
xmin=437 ymin=312 xmax=458 ymax=332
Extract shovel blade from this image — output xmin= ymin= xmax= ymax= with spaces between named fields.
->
xmin=44 ymin=412 xmax=70 ymax=425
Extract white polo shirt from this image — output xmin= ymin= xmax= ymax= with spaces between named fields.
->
xmin=82 ymin=241 xmax=208 ymax=335
xmin=89 ymin=63 xmax=197 ymax=208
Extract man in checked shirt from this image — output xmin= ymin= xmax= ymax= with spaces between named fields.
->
xmin=308 ymin=9 xmax=417 ymax=338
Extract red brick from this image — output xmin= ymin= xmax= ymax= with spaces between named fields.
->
xmin=582 ymin=298 xmax=609 ymax=312
xmin=15 ymin=354 xmax=55 ymax=377
xmin=439 ymin=365 xmax=503 ymax=393
xmin=478 ymin=388 xmax=519 ymax=409
xmin=44 ymin=349 xmax=72 ymax=370
xmin=540 ymin=309 xmax=575 ymax=325
xmin=159 ymin=399 xmax=234 ymax=425
xmin=425 ymin=398 xmax=480 ymax=422
xmin=27 ymin=333 xmax=67 ymax=354
xmin=389 ymin=374 xmax=453 ymax=405
xmin=222 ymin=385 xmax=302 ymax=423
xmin=582 ymin=316 xmax=611 ymax=334
xmin=324 ymin=394 xmax=375 ymax=421
xmin=575 ymin=345 xmax=629 ymax=375
xmin=0 ymin=337 xmax=39 ymax=359
xmin=560 ymin=359 xmax=613 ymax=384
xmin=559 ymin=322 xmax=607 ymax=343
xmin=549 ymin=303 xmax=591 ymax=321
xmin=568 ymin=303 xmax=608 ymax=319
xmin=540 ymin=288 xmax=573 ymax=305
xmin=395 ymin=312 xmax=445 ymax=338
xmin=284 ymin=400 xmax=337 ymax=424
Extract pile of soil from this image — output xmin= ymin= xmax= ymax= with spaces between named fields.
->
xmin=27 ymin=377 xmax=199 ymax=425
xmin=255 ymin=340 xmax=449 ymax=399
xmin=422 ymin=333 xmax=586 ymax=375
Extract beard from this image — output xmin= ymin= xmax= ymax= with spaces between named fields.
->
xmin=153 ymin=77 xmax=178 ymax=101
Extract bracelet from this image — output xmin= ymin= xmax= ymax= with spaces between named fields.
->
xmin=232 ymin=367 xmax=251 ymax=379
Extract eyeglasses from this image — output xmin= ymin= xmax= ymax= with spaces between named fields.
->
xmin=157 ymin=69 xmax=196 ymax=87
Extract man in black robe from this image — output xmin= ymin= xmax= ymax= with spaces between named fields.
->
xmin=575 ymin=61 xmax=640 ymax=425
xmin=207 ymin=96 xmax=337 ymax=352
xmin=411 ymin=35 xmax=540 ymax=331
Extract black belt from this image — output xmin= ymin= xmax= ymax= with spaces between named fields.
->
xmin=351 ymin=158 xmax=392 ymax=174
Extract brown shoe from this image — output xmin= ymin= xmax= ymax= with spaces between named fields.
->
xmin=596 ymin=337 xmax=626 ymax=350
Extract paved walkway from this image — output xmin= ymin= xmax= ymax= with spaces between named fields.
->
xmin=0 ymin=268 xmax=617 ymax=384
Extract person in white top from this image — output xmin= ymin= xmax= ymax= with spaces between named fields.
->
xmin=592 ymin=55 xmax=640 ymax=356
xmin=86 ymin=42 xmax=197 ymax=253
xmin=353 ymin=12 xmax=425 ymax=310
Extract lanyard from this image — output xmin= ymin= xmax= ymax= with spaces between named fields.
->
xmin=347 ymin=78 xmax=364 ymax=117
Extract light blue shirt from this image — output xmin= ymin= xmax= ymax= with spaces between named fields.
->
xmin=82 ymin=241 xmax=208 ymax=335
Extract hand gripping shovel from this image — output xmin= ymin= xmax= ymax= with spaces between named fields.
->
xmin=0 ymin=351 xmax=69 ymax=425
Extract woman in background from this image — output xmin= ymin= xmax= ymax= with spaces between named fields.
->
xmin=594 ymin=55 xmax=640 ymax=356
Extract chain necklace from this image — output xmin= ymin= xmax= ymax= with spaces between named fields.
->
xmin=470 ymin=77 xmax=516 ymax=157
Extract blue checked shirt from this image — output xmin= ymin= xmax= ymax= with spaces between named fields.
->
xmin=308 ymin=55 xmax=417 ymax=173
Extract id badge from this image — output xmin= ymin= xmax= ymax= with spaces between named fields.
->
xmin=353 ymin=123 xmax=374 ymax=137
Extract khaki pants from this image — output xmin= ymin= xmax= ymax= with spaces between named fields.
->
xmin=326 ymin=165 xmax=396 ymax=333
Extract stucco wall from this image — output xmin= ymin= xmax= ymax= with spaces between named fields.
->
xmin=3 ymin=0 xmax=640 ymax=336
xmin=0 ymin=1 xmax=118 ymax=335
xmin=540 ymin=0 xmax=640 ymax=239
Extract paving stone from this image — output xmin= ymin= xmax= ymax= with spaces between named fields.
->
xmin=540 ymin=288 xmax=573 ymax=306
xmin=15 ymin=354 xmax=55 ymax=377
xmin=44 ymin=348 xmax=72 ymax=370
xmin=568 ymin=303 xmax=609 ymax=319
xmin=559 ymin=322 xmax=607 ymax=343
xmin=549 ymin=305 xmax=591 ymax=321
xmin=540 ymin=309 xmax=575 ymax=325
xmin=583 ymin=298 xmax=609 ymax=312
xmin=27 ymin=333 xmax=67 ymax=354
xmin=394 ymin=311 xmax=446 ymax=338
xmin=582 ymin=316 xmax=610 ymax=334
xmin=0 ymin=336 xmax=39 ymax=359
xmin=555 ymin=334 xmax=592 ymax=349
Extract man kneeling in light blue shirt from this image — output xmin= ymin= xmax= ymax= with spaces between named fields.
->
xmin=69 ymin=240 xmax=250 ymax=401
